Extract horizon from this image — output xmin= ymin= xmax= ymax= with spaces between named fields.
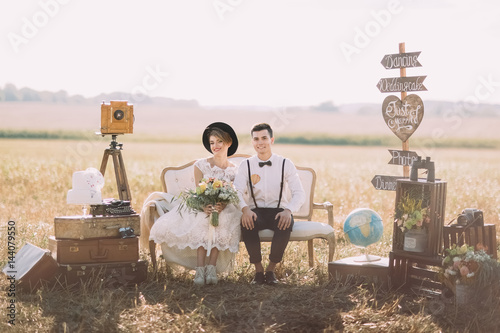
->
xmin=3 ymin=83 xmax=500 ymax=109
xmin=1 ymin=1 xmax=500 ymax=107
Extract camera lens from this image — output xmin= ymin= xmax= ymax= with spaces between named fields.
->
xmin=114 ymin=109 xmax=125 ymax=120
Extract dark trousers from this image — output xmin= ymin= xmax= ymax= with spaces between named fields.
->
xmin=241 ymin=208 xmax=294 ymax=264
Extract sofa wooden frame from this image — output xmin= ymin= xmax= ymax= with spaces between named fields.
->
xmin=141 ymin=154 xmax=336 ymax=269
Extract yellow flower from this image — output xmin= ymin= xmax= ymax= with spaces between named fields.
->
xmin=213 ymin=179 xmax=223 ymax=189
xmin=196 ymin=182 xmax=207 ymax=195
xmin=457 ymin=244 xmax=468 ymax=255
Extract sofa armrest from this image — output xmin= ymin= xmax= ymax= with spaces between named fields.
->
xmin=312 ymin=201 xmax=334 ymax=227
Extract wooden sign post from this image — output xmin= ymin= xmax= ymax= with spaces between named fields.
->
xmin=399 ymin=43 xmax=410 ymax=177
xmin=372 ymin=43 xmax=427 ymax=191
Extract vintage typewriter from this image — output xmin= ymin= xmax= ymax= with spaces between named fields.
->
xmin=90 ymin=198 xmax=136 ymax=217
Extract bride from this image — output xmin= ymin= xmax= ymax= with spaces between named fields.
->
xmin=149 ymin=122 xmax=242 ymax=285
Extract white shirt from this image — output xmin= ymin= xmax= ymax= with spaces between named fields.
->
xmin=233 ymin=153 xmax=305 ymax=213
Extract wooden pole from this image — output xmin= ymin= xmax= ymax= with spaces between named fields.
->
xmin=399 ymin=42 xmax=409 ymax=178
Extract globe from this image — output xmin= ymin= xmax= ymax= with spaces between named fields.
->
xmin=343 ymin=208 xmax=384 ymax=262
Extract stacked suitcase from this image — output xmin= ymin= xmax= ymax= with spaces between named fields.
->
xmin=50 ymin=213 xmax=147 ymax=287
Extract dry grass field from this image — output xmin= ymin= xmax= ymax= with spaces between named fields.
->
xmin=1 ymin=136 xmax=499 ymax=332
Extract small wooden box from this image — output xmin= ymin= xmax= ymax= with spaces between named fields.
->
xmin=329 ymin=257 xmax=390 ymax=288
xmin=443 ymin=224 xmax=497 ymax=259
xmin=389 ymin=251 xmax=443 ymax=293
xmin=393 ymin=179 xmax=447 ymax=257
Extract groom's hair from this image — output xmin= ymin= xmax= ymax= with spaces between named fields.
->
xmin=251 ymin=123 xmax=273 ymax=138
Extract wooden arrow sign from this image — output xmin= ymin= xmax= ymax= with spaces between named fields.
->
xmin=376 ymin=76 xmax=427 ymax=93
xmin=371 ymin=175 xmax=405 ymax=191
xmin=381 ymin=52 xmax=422 ymax=70
xmin=388 ymin=149 xmax=419 ymax=166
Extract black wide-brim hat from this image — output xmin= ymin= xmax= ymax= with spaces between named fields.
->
xmin=202 ymin=122 xmax=238 ymax=156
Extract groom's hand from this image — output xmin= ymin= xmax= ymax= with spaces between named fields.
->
xmin=276 ymin=209 xmax=292 ymax=230
xmin=241 ymin=207 xmax=256 ymax=230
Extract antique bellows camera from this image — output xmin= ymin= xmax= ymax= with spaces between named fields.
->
xmin=100 ymin=101 xmax=134 ymax=135
xmin=457 ymin=208 xmax=484 ymax=227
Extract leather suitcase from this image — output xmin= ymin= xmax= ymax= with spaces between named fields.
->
xmin=53 ymin=214 xmax=140 ymax=240
xmin=2 ymin=243 xmax=59 ymax=291
xmin=55 ymin=260 xmax=148 ymax=287
xmin=48 ymin=236 xmax=139 ymax=264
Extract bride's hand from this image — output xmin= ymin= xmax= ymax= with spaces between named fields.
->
xmin=203 ymin=205 xmax=213 ymax=215
xmin=215 ymin=202 xmax=227 ymax=213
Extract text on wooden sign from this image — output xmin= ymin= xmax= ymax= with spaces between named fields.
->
xmin=376 ymin=76 xmax=427 ymax=93
xmin=380 ymin=51 xmax=422 ymax=70
xmin=382 ymin=94 xmax=424 ymax=141
xmin=388 ymin=149 xmax=418 ymax=166
xmin=371 ymin=175 xmax=404 ymax=191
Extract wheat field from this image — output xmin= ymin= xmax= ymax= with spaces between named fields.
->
xmin=1 ymin=138 xmax=499 ymax=332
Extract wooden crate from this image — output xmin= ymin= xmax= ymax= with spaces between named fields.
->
xmin=328 ymin=257 xmax=390 ymax=289
xmin=389 ymin=251 xmax=443 ymax=294
xmin=393 ymin=179 xmax=447 ymax=257
xmin=443 ymin=224 xmax=497 ymax=259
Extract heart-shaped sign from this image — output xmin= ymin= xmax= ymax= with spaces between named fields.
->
xmin=382 ymin=94 xmax=424 ymax=141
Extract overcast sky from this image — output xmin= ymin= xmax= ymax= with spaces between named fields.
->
xmin=1 ymin=0 xmax=500 ymax=107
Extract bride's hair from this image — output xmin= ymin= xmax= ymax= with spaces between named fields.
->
xmin=206 ymin=127 xmax=232 ymax=145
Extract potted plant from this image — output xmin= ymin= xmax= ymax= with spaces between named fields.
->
xmin=394 ymin=192 xmax=430 ymax=252
xmin=440 ymin=244 xmax=500 ymax=304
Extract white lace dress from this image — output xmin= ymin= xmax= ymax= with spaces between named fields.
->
xmin=149 ymin=158 xmax=242 ymax=272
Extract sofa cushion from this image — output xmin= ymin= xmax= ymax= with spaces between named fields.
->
xmin=258 ymin=221 xmax=334 ymax=241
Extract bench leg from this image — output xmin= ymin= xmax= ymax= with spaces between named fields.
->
xmin=308 ymin=240 xmax=314 ymax=267
xmin=149 ymin=240 xmax=157 ymax=270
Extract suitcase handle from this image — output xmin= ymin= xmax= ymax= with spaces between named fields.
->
xmin=103 ymin=225 xmax=121 ymax=230
xmin=90 ymin=249 xmax=109 ymax=259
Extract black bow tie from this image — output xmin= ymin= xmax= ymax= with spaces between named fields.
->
xmin=259 ymin=160 xmax=272 ymax=167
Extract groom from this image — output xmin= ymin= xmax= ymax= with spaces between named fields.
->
xmin=234 ymin=123 xmax=305 ymax=285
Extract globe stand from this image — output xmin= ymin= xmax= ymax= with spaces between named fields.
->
xmin=352 ymin=247 xmax=381 ymax=262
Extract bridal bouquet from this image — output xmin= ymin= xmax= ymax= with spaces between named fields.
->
xmin=181 ymin=177 xmax=240 ymax=226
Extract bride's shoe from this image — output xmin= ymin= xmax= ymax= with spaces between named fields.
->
xmin=194 ymin=266 xmax=205 ymax=285
xmin=205 ymin=265 xmax=218 ymax=285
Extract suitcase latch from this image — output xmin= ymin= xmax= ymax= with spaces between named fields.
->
xmin=118 ymin=245 xmax=128 ymax=251
xmin=70 ymin=246 xmax=79 ymax=252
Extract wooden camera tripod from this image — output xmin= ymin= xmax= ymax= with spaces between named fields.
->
xmin=99 ymin=134 xmax=131 ymax=201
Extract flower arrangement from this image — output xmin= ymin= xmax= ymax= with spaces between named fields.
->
xmin=394 ymin=192 xmax=430 ymax=232
xmin=180 ymin=177 xmax=240 ymax=226
xmin=440 ymin=243 xmax=500 ymax=290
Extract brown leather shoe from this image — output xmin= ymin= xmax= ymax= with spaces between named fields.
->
xmin=264 ymin=271 xmax=278 ymax=285
xmin=251 ymin=272 xmax=265 ymax=285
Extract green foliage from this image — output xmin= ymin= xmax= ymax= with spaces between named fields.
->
xmin=0 ymin=129 xmax=89 ymax=140
xmin=276 ymin=134 xmax=500 ymax=149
